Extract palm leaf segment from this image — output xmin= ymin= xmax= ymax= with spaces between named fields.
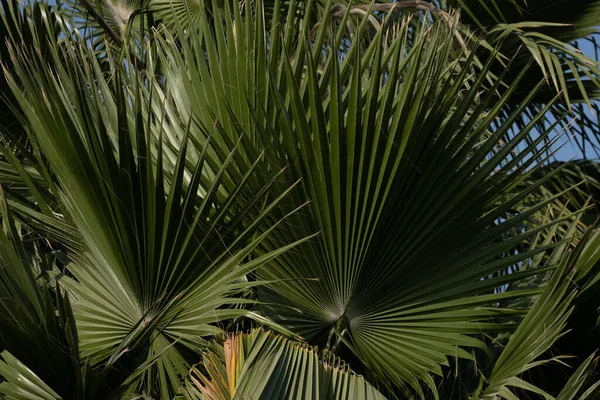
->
xmin=187 ymin=329 xmax=387 ymax=399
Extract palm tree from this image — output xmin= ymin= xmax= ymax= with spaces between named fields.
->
xmin=0 ymin=0 xmax=599 ymax=399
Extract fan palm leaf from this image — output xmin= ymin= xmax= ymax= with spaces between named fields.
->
xmin=3 ymin=9 xmax=313 ymax=397
xmin=261 ymin=18 xmax=585 ymax=400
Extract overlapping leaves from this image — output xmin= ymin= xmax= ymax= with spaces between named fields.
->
xmin=142 ymin=0 xmax=599 ymax=397
xmin=1 ymin=0 xmax=600 ymax=399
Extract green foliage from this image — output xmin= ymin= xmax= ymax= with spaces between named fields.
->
xmin=0 ymin=0 xmax=599 ymax=399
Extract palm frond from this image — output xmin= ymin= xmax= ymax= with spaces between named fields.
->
xmin=3 ymin=9 xmax=312 ymax=397
xmin=260 ymin=20 xmax=586 ymax=400
xmin=437 ymin=0 xmax=600 ymax=157
xmin=447 ymin=0 xmax=600 ymax=41
xmin=475 ymin=232 xmax=580 ymax=399
xmin=0 ymin=351 xmax=62 ymax=400
xmin=556 ymin=353 xmax=600 ymax=400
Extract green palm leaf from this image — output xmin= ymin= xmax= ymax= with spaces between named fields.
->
xmin=444 ymin=0 xmax=600 ymax=101
xmin=474 ymin=225 xmax=600 ymax=400
xmin=475 ymin=236 xmax=578 ymax=399
xmin=556 ymin=353 xmax=600 ymax=400
xmin=255 ymin=16 xmax=581 ymax=399
xmin=446 ymin=0 xmax=600 ymax=40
